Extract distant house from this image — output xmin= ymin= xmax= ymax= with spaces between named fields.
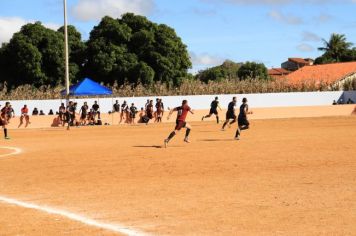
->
xmin=286 ymin=61 xmax=356 ymax=89
xmin=268 ymin=68 xmax=291 ymax=80
xmin=281 ymin=58 xmax=314 ymax=71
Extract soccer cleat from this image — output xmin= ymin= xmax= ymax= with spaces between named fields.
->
xmin=221 ymin=128 xmax=225 ymax=131
xmin=4 ymin=136 xmax=10 ymax=140
xmin=164 ymin=139 xmax=169 ymax=148
xmin=235 ymin=135 xmax=240 ymax=140
xmin=184 ymin=138 xmax=190 ymax=143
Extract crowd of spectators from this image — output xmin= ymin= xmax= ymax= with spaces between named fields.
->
xmin=53 ymin=98 xmax=165 ymax=127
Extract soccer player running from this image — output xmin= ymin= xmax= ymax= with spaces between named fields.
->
xmin=221 ymin=96 xmax=237 ymax=131
xmin=202 ymin=96 xmax=222 ymax=124
xmin=18 ymin=104 xmax=30 ymax=128
xmin=164 ymin=100 xmax=194 ymax=148
xmin=235 ymin=97 xmax=253 ymax=140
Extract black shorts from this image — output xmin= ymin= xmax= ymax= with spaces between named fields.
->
xmin=226 ymin=112 xmax=236 ymax=120
xmin=238 ymin=116 xmax=249 ymax=126
xmin=81 ymin=113 xmax=87 ymax=119
xmin=175 ymin=120 xmax=186 ymax=131
xmin=209 ymin=109 xmax=218 ymax=115
xmin=147 ymin=113 xmax=153 ymax=119
xmin=130 ymin=113 xmax=136 ymax=119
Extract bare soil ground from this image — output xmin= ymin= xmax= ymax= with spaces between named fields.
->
xmin=0 ymin=116 xmax=355 ymax=235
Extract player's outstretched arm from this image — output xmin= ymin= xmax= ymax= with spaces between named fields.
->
xmin=167 ymin=109 xmax=175 ymax=120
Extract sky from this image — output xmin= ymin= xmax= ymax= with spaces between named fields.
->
xmin=1 ymin=0 xmax=356 ymax=73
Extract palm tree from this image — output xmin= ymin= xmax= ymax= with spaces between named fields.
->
xmin=318 ymin=33 xmax=353 ymax=62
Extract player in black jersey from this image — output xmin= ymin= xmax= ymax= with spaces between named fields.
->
xmin=79 ymin=102 xmax=89 ymax=125
xmin=235 ymin=97 xmax=253 ymax=140
xmin=202 ymin=97 xmax=222 ymax=124
xmin=221 ymin=97 xmax=237 ymax=131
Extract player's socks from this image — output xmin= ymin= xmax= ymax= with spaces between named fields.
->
xmin=185 ymin=128 xmax=191 ymax=138
xmin=235 ymin=129 xmax=240 ymax=138
xmin=222 ymin=122 xmax=227 ymax=129
xmin=167 ymin=131 xmax=176 ymax=142
xmin=216 ymin=116 xmax=219 ymax=124
xmin=4 ymin=128 xmax=8 ymax=138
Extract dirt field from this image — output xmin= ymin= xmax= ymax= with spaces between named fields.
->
xmin=0 ymin=116 xmax=356 ymax=236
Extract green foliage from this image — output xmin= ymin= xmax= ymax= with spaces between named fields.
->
xmin=237 ymin=61 xmax=269 ymax=80
xmin=85 ymin=13 xmax=191 ymax=86
xmin=195 ymin=60 xmax=242 ymax=83
xmin=316 ymin=33 xmax=354 ymax=64
xmin=0 ymin=14 xmax=191 ymax=89
xmin=0 ymin=22 xmax=86 ymax=88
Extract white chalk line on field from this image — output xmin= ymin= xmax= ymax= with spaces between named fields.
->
xmin=0 ymin=146 xmax=22 ymax=160
xmin=0 ymin=147 xmax=149 ymax=236
xmin=0 ymin=196 xmax=148 ymax=236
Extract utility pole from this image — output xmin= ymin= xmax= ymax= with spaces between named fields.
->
xmin=63 ymin=0 xmax=70 ymax=102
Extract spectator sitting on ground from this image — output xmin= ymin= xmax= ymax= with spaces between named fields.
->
xmin=32 ymin=108 xmax=39 ymax=115
xmin=39 ymin=110 xmax=45 ymax=116
xmin=48 ymin=109 xmax=54 ymax=115
xmin=332 ymin=100 xmax=337 ymax=105
xmin=346 ymin=98 xmax=354 ymax=104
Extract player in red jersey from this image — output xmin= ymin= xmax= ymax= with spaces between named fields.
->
xmin=164 ymin=100 xmax=194 ymax=148
xmin=18 ymin=104 xmax=31 ymax=128
xmin=0 ymin=102 xmax=11 ymax=139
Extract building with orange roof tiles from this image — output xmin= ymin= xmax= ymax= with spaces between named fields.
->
xmin=286 ymin=61 xmax=356 ymax=89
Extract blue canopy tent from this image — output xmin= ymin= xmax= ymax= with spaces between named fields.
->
xmin=60 ymin=78 xmax=112 ymax=96
xmin=61 ymin=78 xmax=114 ymax=124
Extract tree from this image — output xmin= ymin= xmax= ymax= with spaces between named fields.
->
xmin=195 ymin=60 xmax=242 ymax=83
xmin=237 ymin=62 xmax=269 ymax=80
xmin=85 ymin=13 xmax=191 ymax=86
xmin=58 ymin=25 xmax=87 ymax=82
xmin=317 ymin=33 xmax=353 ymax=63
xmin=0 ymin=22 xmax=64 ymax=87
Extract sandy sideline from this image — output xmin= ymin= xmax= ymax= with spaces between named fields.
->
xmin=7 ymin=104 xmax=356 ymax=129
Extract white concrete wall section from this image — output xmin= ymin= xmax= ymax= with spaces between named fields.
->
xmin=1 ymin=91 xmax=355 ymax=115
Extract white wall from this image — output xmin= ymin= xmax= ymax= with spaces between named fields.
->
xmin=2 ymin=91 xmax=355 ymax=115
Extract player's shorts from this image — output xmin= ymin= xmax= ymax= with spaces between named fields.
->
xmin=226 ymin=112 xmax=236 ymax=120
xmin=238 ymin=116 xmax=249 ymax=126
xmin=59 ymin=112 xmax=64 ymax=120
xmin=147 ymin=112 xmax=153 ymax=119
xmin=81 ymin=113 xmax=87 ymax=120
xmin=130 ymin=113 xmax=136 ymax=119
xmin=157 ymin=109 xmax=163 ymax=117
xmin=175 ymin=120 xmax=186 ymax=131
xmin=209 ymin=109 xmax=218 ymax=115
